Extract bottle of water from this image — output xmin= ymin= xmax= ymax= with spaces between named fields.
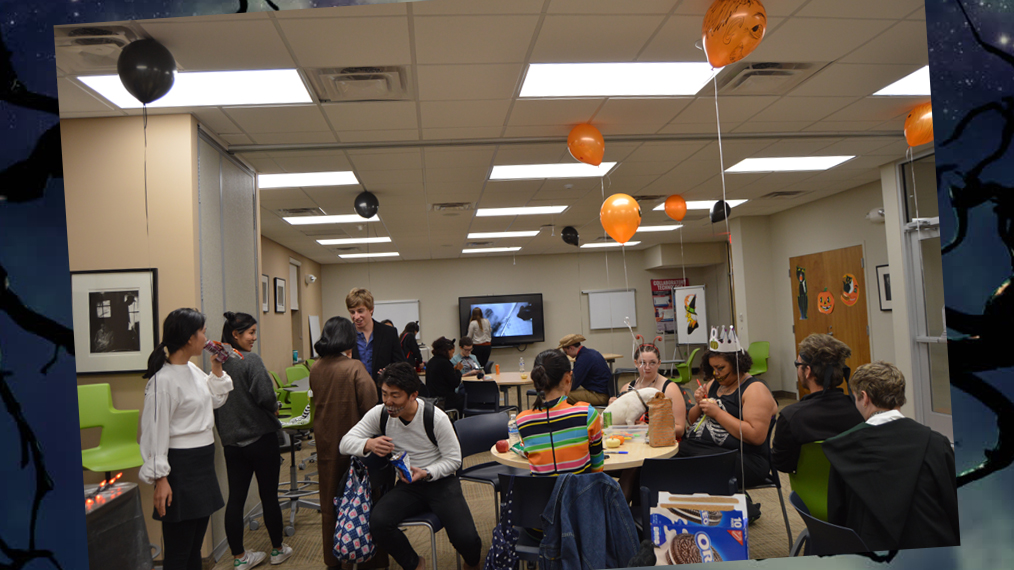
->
xmin=507 ymin=413 xmax=521 ymax=447
xmin=519 ymin=357 xmax=525 ymax=373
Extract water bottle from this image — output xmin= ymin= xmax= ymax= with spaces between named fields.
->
xmin=507 ymin=413 xmax=521 ymax=447
xmin=519 ymin=357 xmax=525 ymax=373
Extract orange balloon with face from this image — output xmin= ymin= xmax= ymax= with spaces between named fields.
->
xmin=702 ymin=0 xmax=768 ymax=69
xmin=904 ymin=102 xmax=934 ymax=147
xmin=600 ymin=194 xmax=642 ymax=244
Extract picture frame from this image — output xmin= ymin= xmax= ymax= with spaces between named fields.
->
xmin=261 ymin=274 xmax=269 ymax=313
xmin=274 ymin=277 xmax=286 ymax=313
xmin=876 ymin=264 xmax=893 ymax=311
xmin=70 ymin=268 xmax=158 ymax=374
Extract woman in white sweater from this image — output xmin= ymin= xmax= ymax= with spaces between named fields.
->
xmin=466 ymin=307 xmax=492 ymax=368
xmin=139 ymin=308 xmax=234 ymax=570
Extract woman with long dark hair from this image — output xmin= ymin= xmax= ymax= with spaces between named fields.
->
xmin=138 ymin=308 xmax=234 ymax=570
xmin=466 ymin=307 xmax=492 ymax=367
xmin=215 ymin=312 xmax=292 ymax=568
xmin=426 ymin=336 xmax=464 ymax=414
xmin=400 ymin=321 xmax=422 ymax=369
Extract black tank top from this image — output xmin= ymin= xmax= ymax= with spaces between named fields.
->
xmin=686 ymin=376 xmax=769 ymax=457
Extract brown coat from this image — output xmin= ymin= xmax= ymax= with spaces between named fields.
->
xmin=309 ymin=354 xmax=378 ymax=568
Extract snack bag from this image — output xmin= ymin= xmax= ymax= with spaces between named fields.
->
xmin=390 ymin=451 xmax=412 ymax=481
xmin=647 ymin=391 xmax=677 ymax=447
xmin=509 ymin=441 xmax=528 ymax=459
xmin=204 ymin=340 xmax=243 ymax=363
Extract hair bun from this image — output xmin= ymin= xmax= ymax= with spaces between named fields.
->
xmin=223 ymin=311 xmax=236 ymax=320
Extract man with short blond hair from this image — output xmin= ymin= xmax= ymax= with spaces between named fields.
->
xmin=347 ymin=287 xmax=405 ymax=399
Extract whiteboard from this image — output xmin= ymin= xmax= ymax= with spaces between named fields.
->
xmin=308 ymin=315 xmax=321 ymax=358
xmin=373 ymin=300 xmax=420 ymax=339
xmin=585 ymin=289 xmax=636 ymax=330
xmin=673 ymin=285 xmax=708 ymax=345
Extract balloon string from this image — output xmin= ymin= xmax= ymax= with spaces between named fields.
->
xmin=142 ymin=104 xmax=154 ymax=329
xmin=366 ymin=221 xmax=372 ymax=287
xmin=907 ymin=146 xmax=920 ymax=220
xmin=622 ymin=244 xmax=629 ymax=292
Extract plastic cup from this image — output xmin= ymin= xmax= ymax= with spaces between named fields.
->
xmin=495 ymin=364 xmax=500 ymax=375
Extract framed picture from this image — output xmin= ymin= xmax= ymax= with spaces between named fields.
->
xmin=261 ymin=274 xmax=269 ymax=313
xmin=876 ymin=265 xmax=893 ymax=311
xmin=71 ymin=268 xmax=158 ymax=374
xmin=274 ymin=277 xmax=286 ymax=313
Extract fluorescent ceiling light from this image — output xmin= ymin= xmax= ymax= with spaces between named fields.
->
xmin=490 ymin=162 xmax=617 ymax=180
xmin=580 ymin=241 xmax=641 ymax=249
xmin=462 ymin=247 xmax=523 ymax=254
xmin=78 ymin=69 xmax=312 ymax=109
xmin=636 ymin=225 xmax=683 ymax=232
xmin=725 ymin=156 xmax=854 ymax=173
xmin=475 ymin=206 xmax=568 ymax=217
xmin=873 ymin=66 xmax=930 ymax=96
xmin=520 ymin=63 xmax=720 ymax=97
xmin=652 ymin=200 xmax=747 ymax=211
xmin=259 ymin=171 xmax=359 ymax=188
xmin=339 ymin=252 xmax=400 ymax=259
xmin=284 ymin=215 xmax=379 ymax=225
xmin=317 ymin=237 xmax=391 ymax=246
xmin=467 ymin=231 xmax=541 ymax=239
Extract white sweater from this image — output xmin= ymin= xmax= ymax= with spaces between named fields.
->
xmin=467 ymin=319 xmax=492 ymax=344
xmin=339 ymin=400 xmax=461 ymax=481
xmin=138 ymin=362 xmax=233 ymax=484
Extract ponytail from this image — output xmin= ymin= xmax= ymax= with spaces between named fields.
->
xmin=142 ymin=308 xmax=207 ymax=380
xmin=530 ymin=349 xmax=572 ymax=410
xmin=143 ymin=341 xmax=167 ymax=379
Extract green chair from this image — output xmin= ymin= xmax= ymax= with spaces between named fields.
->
xmin=303 ymin=359 xmax=314 ymax=370
xmin=271 ymin=371 xmax=292 ymax=409
xmin=788 ymin=441 xmax=831 ymax=522
xmin=78 ymin=383 xmax=144 ymax=480
xmin=269 ymin=370 xmax=283 ymax=388
xmin=747 ymin=341 xmax=769 ymax=376
xmin=285 ymin=365 xmax=309 ymax=385
xmin=674 ymin=347 xmax=701 ymax=385
xmin=277 ymin=390 xmax=319 ymax=536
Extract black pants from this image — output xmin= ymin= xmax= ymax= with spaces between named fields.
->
xmin=472 ymin=344 xmax=491 ymax=368
xmin=370 ymin=476 xmax=482 ymax=569
xmin=224 ymin=433 xmax=284 ymax=555
xmin=161 ymin=516 xmax=209 ymax=570
xmin=676 ymin=439 xmax=770 ymax=487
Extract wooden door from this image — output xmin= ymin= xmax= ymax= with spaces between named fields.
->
xmin=789 ymin=245 xmax=871 ymax=396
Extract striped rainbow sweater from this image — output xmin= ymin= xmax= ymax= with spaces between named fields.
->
xmin=516 ymin=396 xmax=604 ymax=476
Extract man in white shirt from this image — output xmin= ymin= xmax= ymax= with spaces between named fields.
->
xmin=339 ymin=363 xmax=482 ymax=570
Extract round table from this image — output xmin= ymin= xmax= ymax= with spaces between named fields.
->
xmin=489 ymin=440 xmax=678 ymax=472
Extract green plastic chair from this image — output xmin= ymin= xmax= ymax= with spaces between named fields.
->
xmin=788 ymin=441 xmax=831 ymax=522
xmin=269 ymin=370 xmax=283 ymax=388
xmin=285 ymin=365 xmax=309 ymax=385
xmin=78 ymin=383 xmax=144 ymax=480
xmin=281 ymin=390 xmax=314 ymax=429
xmin=747 ymin=341 xmax=769 ymax=376
xmin=674 ymin=347 xmax=701 ymax=385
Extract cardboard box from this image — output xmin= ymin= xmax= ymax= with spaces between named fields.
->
xmin=649 ymin=492 xmax=749 ymax=564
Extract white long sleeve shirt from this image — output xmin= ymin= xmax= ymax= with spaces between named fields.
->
xmin=467 ymin=319 xmax=491 ymax=344
xmin=138 ymin=362 xmax=233 ymax=484
xmin=339 ymin=400 xmax=461 ymax=481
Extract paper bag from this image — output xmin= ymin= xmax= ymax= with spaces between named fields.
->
xmin=646 ymin=391 xmax=676 ymax=447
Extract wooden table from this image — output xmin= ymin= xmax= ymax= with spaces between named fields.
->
xmin=463 ymin=371 xmax=532 ymax=410
xmin=490 ymin=439 xmax=678 ymax=472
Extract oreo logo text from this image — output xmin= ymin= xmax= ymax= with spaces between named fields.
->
xmin=695 ymin=532 xmax=715 ymax=563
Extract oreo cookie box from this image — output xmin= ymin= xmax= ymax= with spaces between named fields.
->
xmin=649 ymin=492 xmax=749 ymax=564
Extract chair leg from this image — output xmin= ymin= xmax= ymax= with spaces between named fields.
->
xmin=790 ymin=529 xmax=808 ymax=557
xmin=776 ymin=486 xmax=793 ymax=553
xmin=430 ymin=526 xmax=438 ymax=570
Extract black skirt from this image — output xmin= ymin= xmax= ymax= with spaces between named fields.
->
xmin=153 ymin=443 xmax=225 ymax=522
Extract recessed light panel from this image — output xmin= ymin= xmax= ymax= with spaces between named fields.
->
xmin=652 ymin=200 xmax=747 ymax=211
xmin=580 ymin=241 xmax=642 ymax=248
xmin=872 ymin=66 xmax=930 ymax=96
xmin=317 ymin=237 xmax=391 ymax=245
xmin=339 ymin=252 xmax=399 ymax=259
xmin=260 ymin=171 xmax=359 ymax=188
xmin=520 ymin=63 xmax=720 ymax=97
xmin=462 ymin=247 xmax=522 ymax=254
xmin=725 ymin=157 xmax=853 ymax=173
xmin=489 ymin=163 xmax=617 ymax=180
xmin=284 ymin=215 xmax=379 ymax=225
xmin=78 ymin=69 xmax=312 ymax=109
xmin=467 ymin=231 xmax=541 ymax=239
xmin=475 ymin=206 xmax=568 ymax=217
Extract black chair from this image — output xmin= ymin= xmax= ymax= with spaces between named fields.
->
xmin=744 ymin=416 xmax=793 ymax=553
xmin=484 ymin=360 xmax=495 ymax=374
xmin=497 ymin=474 xmax=558 ymax=566
xmin=612 ymin=367 xmax=638 ymax=398
xmin=636 ymin=450 xmax=739 ymax=538
xmin=463 ymin=381 xmax=517 ymax=416
xmin=789 ymin=492 xmax=871 ymax=556
xmin=455 ymin=412 xmax=529 ymax=520
xmin=400 ymin=511 xmax=462 ymax=570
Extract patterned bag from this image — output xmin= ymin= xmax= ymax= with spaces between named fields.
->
xmin=483 ymin=476 xmax=520 ymax=570
xmin=646 ymin=391 xmax=677 ymax=447
xmin=333 ymin=457 xmax=376 ymax=563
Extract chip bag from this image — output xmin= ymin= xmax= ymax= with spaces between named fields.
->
xmin=390 ymin=451 xmax=412 ymax=481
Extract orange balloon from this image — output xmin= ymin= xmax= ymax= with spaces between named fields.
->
xmin=600 ymin=193 xmax=642 ymax=244
xmin=904 ymin=102 xmax=933 ymax=147
xmin=664 ymin=195 xmax=687 ymax=222
xmin=568 ymin=124 xmax=605 ymax=167
xmin=702 ymin=0 xmax=768 ymax=68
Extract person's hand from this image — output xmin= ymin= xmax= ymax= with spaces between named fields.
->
xmin=699 ymin=398 xmax=721 ymax=418
xmin=454 ymin=361 xmax=464 ymax=371
xmin=211 ymin=357 xmax=224 ymax=378
xmin=366 ymin=436 xmax=395 ymax=456
xmin=154 ymin=477 xmax=172 ymax=517
xmin=694 ymin=385 xmax=708 ymax=404
xmin=608 ymin=396 xmax=617 ymax=405
xmin=399 ymin=466 xmax=429 ymax=484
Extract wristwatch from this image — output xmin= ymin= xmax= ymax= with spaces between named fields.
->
xmin=423 ymin=470 xmax=433 ymax=482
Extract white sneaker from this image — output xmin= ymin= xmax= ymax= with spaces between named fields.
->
xmin=270 ymin=544 xmax=293 ymax=565
xmin=234 ymin=551 xmax=267 ymax=568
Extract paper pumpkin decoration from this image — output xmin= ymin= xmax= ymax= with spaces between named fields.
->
xmin=817 ymin=288 xmax=835 ymax=314
xmin=702 ymin=0 xmax=769 ymax=68
xmin=841 ymin=273 xmax=859 ymax=306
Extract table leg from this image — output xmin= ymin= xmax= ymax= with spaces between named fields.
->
xmin=516 ymin=386 xmax=523 ymax=411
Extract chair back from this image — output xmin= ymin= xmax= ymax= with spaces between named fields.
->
xmin=285 ymin=365 xmax=309 ymax=385
xmin=641 ymin=451 xmax=739 ymax=497
xmin=497 ymin=474 xmax=558 ymax=528
xmin=789 ymin=492 xmax=869 ymax=556
xmin=788 ymin=441 xmax=831 ymax=521
xmin=78 ymin=383 xmax=140 ymax=449
xmin=675 ymin=347 xmax=700 ymax=384
xmin=747 ymin=341 xmax=769 ymax=376
xmin=484 ymin=360 xmax=495 ymax=374
xmin=455 ymin=412 xmax=510 ymax=458
xmin=269 ymin=370 xmax=283 ymax=389
xmin=463 ymin=381 xmax=501 ymax=408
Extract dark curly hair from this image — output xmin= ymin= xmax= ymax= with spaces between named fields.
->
xmin=699 ymin=349 xmax=753 ymax=380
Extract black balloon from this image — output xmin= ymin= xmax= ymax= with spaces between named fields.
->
xmin=562 ymin=226 xmax=579 ymax=246
xmin=710 ymin=200 xmax=732 ymax=223
xmin=354 ymin=191 xmax=380 ymax=218
xmin=117 ymin=39 xmax=176 ymax=105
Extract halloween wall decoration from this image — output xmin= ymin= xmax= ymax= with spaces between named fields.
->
xmin=841 ymin=273 xmax=860 ymax=306
xmin=796 ymin=266 xmax=808 ymax=320
xmin=817 ymin=288 xmax=835 ymax=314
xmin=684 ymin=294 xmax=700 ymax=336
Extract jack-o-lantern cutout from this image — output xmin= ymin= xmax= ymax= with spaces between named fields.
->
xmin=817 ymin=288 xmax=835 ymax=314
xmin=702 ymin=0 xmax=769 ymax=68
xmin=841 ymin=273 xmax=859 ymax=306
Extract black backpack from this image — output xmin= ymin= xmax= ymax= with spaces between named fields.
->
xmin=360 ymin=398 xmax=446 ymax=495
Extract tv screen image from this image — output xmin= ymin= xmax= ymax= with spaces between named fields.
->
xmin=459 ymin=294 xmax=545 ymax=346
xmin=475 ymin=301 xmax=534 ymax=337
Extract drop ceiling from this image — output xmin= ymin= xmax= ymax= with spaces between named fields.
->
xmin=54 ymin=0 xmax=930 ymax=264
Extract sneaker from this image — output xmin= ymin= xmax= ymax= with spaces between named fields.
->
xmin=234 ymin=551 xmax=267 ymax=568
xmin=270 ymin=544 xmax=293 ymax=565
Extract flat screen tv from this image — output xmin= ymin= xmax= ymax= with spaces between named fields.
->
xmin=458 ymin=293 xmax=545 ymax=346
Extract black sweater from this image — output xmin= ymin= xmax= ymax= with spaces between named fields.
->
xmin=771 ymin=387 xmax=864 ymax=473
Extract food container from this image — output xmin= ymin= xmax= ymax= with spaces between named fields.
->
xmin=604 ymin=425 xmax=649 ymax=442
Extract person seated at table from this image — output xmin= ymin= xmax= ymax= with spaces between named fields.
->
xmin=822 ymin=361 xmax=959 ymax=551
xmin=450 ymin=337 xmax=483 ymax=377
xmin=400 ymin=321 xmax=422 ymax=370
xmin=558 ymin=334 xmax=612 ymax=407
xmin=516 ymin=349 xmax=604 ymax=476
xmin=425 ymin=336 xmax=464 ymax=414
xmin=772 ymin=333 xmax=863 ymax=474
xmin=681 ymin=348 xmax=778 ymax=522
xmin=339 ymin=364 xmax=483 ymax=570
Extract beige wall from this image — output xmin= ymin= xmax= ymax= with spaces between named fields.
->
xmin=63 ymin=114 xmax=201 ymax=557
xmin=260 ymin=237 xmax=323 ymax=380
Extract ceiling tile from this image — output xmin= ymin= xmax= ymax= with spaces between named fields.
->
xmin=242 ymin=156 xmax=282 ymax=173
xmin=549 ymin=0 xmax=677 ymax=14
xmin=818 ymin=137 xmax=901 ymax=156
xmin=271 ymin=152 xmax=354 ymax=172
xmin=417 ymin=64 xmax=525 ymax=101
xmin=302 ymin=187 xmax=361 ymax=212
xmin=274 ymin=4 xmax=409 ymax=17
xmin=669 ymin=96 xmax=779 ymax=124
xmin=530 ymin=15 xmax=669 ymax=62
xmin=249 ymin=132 xmax=338 ymax=144
xmin=423 ymin=147 xmax=497 ymax=169
xmin=322 ymin=101 xmax=419 ymax=131
xmin=674 ymin=0 xmax=809 ymax=17
xmin=192 ymin=108 xmax=241 ymax=134
xmin=357 ymin=169 xmax=424 ymax=186
xmin=623 ymin=141 xmax=709 ymax=162
xmin=57 ymin=79 xmax=117 ymax=114
xmin=139 ymin=19 xmax=295 ymax=71
xmin=822 ymin=96 xmax=929 ymax=122
xmin=226 ymin=105 xmax=330 ymax=133
xmin=592 ymin=98 xmax=694 ymax=131
xmin=421 ymin=126 xmax=505 ymax=140
xmin=755 ymin=138 xmax=844 ymax=157
xmin=601 ymin=142 xmax=643 ymax=162
xmin=796 ymin=0 xmax=924 ymax=19
xmin=425 ymin=166 xmax=489 ymax=185
xmin=868 ymin=139 xmax=911 ymax=157
xmin=278 ymin=16 xmax=412 ymax=67
xmin=507 ymin=98 xmax=604 ymax=126
xmin=610 ymin=161 xmax=675 ymax=177
xmin=803 ymin=120 xmax=885 ymax=132
xmin=907 ymin=7 xmax=926 ymax=20
xmin=731 ymin=121 xmax=816 ymax=133
xmin=412 ymin=0 xmax=545 ymax=15
xmin=259 ymin=187 xmax=315 ymax=206
xmin=749 ymin=18 xmax=895 ymax=62
xmin=493 ymin=144 xmax=569 ymax=165
xmin=840 ymin=21 xmax=929 ymax=65
xmin=639 ymin=15 xmax=783 ymax=62
xmin=747 ymin=96 xmax=860 ymax=123
xmin=339 ymin=130 xmax=421 ymax=142
xmin=787 ymin=63 xmax=925 ymax=97
xmin=502 ymin=124 xmax=576 ymax=138
xmin=413 ymin=16 xmax=541 ymax=64
xmin=656 ymin=122 xmax=738 ymax=134
xmin=219 ymin=133 xmax=253 ymax=145
xmin=420 ymin=100 xmax=512 ymax=128
xmin=347 ymin=150 xmax=423 ymax=171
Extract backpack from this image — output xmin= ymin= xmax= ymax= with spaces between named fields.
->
xmin=333 ymin=457 xmax=376 ymax=563
xmin=483 ymin=476 xmax=520 ymax=570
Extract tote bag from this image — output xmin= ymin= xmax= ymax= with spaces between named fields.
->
xmin=333 ymin=457 xmax=376 ymax=563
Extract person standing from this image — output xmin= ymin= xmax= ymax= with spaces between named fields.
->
xmin=557 ymin=334 xmax=612 ymax=406
xmin=466 ymin=307 xmax=492 ymax=368
xmin=215 ymin=312 xmax=292 ymax=568
xmin=426 ymin=337 xmax=465 ymax=415
xmin=347 ymin=288 xmax=406 ymax=399
xmin=139 ymin=308 xmax=234 ymax=570
xmin=400 ymin=321 xmax=422 ymax=370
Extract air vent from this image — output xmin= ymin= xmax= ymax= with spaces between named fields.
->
xmin=429 ymin=202 xmax=473 ymax=211
xmin=716 ymin=62 xmax=829 ymax=96
xmin=467 ymin=241 xmax=494 ymax=247
xmin=276 ymin=207 xmax=326 ymax=217
xmin=329 ymin=246 xmax=362 ymax=252
xmin=55 ymin=26 xmax=138 ymax=74
xmin=308 ymin=66 xmax=411 ymax=102
xmin=299 ymin=228 xmax=352 ymax=237
xmin=760 ymin=190 xmax=807 ymax=199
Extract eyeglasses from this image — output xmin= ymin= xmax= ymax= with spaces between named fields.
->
xmin=637 ymin=361 xmax=659 ymax=367
xmin=793 ymin=361 xmax=806 ymax=368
